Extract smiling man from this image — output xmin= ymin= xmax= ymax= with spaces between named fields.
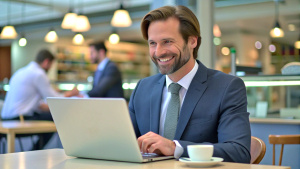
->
xmin=128 ymin=6 xmax=251 ymax=163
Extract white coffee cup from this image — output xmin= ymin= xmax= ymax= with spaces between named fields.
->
xmin=187 ymin=145 xmax=214 ymax=161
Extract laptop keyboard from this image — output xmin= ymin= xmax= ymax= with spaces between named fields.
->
xmin=142 ymin=153 xmax=160 ymax=159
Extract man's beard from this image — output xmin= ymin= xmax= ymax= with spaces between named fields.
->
xmin=152 ymin=44 xmax=190 ymax=75
xmin=92 ymin=58 xmax=99 ymax=64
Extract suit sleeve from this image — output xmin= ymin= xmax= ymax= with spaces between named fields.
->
xmin=178 ymin=77 xmax=251 ymax=163
xmin=88 ymin=63 xmax=121 ymax=97
xmin=128 ymin=80 xmax=142 ymax=138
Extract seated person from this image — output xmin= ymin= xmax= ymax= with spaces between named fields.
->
xmin=1 ymin=49 xmax=79 ymax=150
xmin=129 ymin=5 xmax=251 ymax=163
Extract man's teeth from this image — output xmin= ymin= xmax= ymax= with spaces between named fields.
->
xmin=159 ymin=57 xmax=173 ymax=62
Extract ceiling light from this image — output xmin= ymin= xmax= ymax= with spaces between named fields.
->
xmin=213 ymin=24 xmax=221 ymax=37
xmin=270 ymin=21 xmax=284 ymax=38
xmin=45 ymin=28 xmax=58 ymax=43
xmin=221 ymin=47 xmax=230 ymax=56
xmin=72 ymin=15 xmax=90 ymax=32
xmin=270 ymin=0 xmax=284 ymax=38
xmin=255 ymin=41 xmax=262 ymax=49
xmin=19 ymin=34 xmax=27 ymax=47
xmin=109 ymin=31 xmax=120 ymax=44
xmin=269 ymin=44 xmax=276 ymax=52
xmin=1 ymin=0 xmax=17 ymax=39
xmin=213 ymin=37 xmax=221 ymax=46
xmin=111 ymin=4 xmax=132 ymax=27
xmin=288 ymin=24 xmax=295 ymax=31
xmin=0 ymin=26 xmax=18 ymax=39
xmin=295 ymin=34 xmax=300 ymax=49
xmin=73 ymin=33 xmax=84 ymax=45
xmin=62 ymin=12 xmax=77 ymax=29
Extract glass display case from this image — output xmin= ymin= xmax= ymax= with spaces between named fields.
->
xmin=240 ymin=75 xmax=300 ymax=119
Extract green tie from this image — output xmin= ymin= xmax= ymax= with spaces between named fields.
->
xmin=164 ymin=83 xmax=182 ymax=140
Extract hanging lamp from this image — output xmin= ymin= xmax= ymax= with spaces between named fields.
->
xmin=62 ymin=11 xmax=77 ymax=29
xmin=72 ymin=1 xmax=90 ymax=32
xmin=45 ymin=0 xmax=58 ymax=43
xmin=19 ymin=34 xmax=27 ymax=47
xmin=295 ymin=34 xmax=300 ymax=49
xmin=109 ymin=29 xmax=120 ymax=44
xmin=19 ymin=1 xmax=27 ymax=47
xmin=61 ymin=0 xmax=77 ymax=29
xmin=111 ymin=3 xmax=132 ymax=27
xmin=72 ymin=33 xmax=85 ymax=45
xmin=270 ymin=0 xmax=284 ymax=38
xmin=213 ymin=24 xmax=221 ymax=37
xmin=72 ymin=14 xmax=90 ymax=32
xmin=1 ymin=0 xmax=18 ymax=39
xmin=45 ymin=28 xmax=58 ymax=42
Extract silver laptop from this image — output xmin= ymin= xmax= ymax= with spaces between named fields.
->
xmin=47 ymin=97 xmax=174 ymax=163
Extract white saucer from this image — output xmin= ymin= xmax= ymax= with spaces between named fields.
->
xmin=179 ymin=157 xmax=224 ymax=168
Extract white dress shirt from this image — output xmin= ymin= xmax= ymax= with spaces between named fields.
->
xmin=1 ymin=62 xmax=63 ymax=119
xmin=159 ymin=60 xmax=199 ymax=158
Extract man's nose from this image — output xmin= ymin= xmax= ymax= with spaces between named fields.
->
xmin=155 ymin=44 xmax=167 ymax=57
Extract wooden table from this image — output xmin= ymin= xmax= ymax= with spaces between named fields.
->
xmin=0 ymin=149 xmax=291 ymax=169
xmin=0 ymin=121 xmax=57 ymax=153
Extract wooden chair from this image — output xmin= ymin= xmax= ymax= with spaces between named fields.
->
xmin=269 ymin=134 xmax=300 ymax=166
xmin=250 ymin=136 xmax=266 ymax=164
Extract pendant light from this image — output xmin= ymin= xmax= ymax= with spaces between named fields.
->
xmin=109 ymin=29 xmax=120 ymax=44
xmin=72 ymin=1 xmax=90 ymax=32
xmin=72 ymin=15 xmax=90 ymax=32
xmin=1 ymin=0 xmax=18 ymax=39
xmin=111 ymin=3 xmax=132 ymax=27
xmin=270 ymin=0 xmax=284 ymax=38
xmin=72 ymin=33 xmax=84 ymax=45
xmin=19 ymin=1 xmax=27 ymax=47
xmin=61 ymin=0 xmax=77 ymax=29
xmin=45 ymin=28 xmax=58 ymax=42
xmin=19 ymin=34 xmax=27 ymax=47
xmin=295 ymin=34 xmax=300 ymax=49
xmin=213 ymin=24 xmax=221 ymax=37
xmin=45 ymin=0 xmax=58 ymax=43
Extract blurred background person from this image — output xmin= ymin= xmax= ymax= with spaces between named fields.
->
xmin=1 ymin=49 xmax=79 ymax=150
xmin=87 ymin=42 xmax=124 ymax=98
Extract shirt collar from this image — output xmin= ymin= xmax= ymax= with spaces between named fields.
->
xmin=97 ymin=57 xmax=110 ymax=71
xmin=165 ymin=60 xmax=199 ymax=90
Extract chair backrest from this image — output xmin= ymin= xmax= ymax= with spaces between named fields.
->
xmin=250 ymin=136 xmax=266 ymax=164
xmin=269 ymin=134 xmax=300 ymax=166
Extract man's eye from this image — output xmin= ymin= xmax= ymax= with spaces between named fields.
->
xmin=165 ymin=40 xmax=171 ymax=44
xmin=149 ymin=42 xmax=156 ymax=46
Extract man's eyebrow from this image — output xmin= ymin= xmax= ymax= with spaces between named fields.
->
xmin=148 ymin=38 xmax=175 ymax=43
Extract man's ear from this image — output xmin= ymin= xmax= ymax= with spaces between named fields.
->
xmin=188 ymin=36 xmax=198 ymax=49
xmin=41 ymin=59 xmax=49 ymax=66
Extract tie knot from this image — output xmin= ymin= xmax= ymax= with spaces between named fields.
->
xmin=169 ymin=83 xmax=182 ymax=94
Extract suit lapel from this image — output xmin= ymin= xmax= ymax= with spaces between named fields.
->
xmin=150 ymin=76 xmax=165 ymax=133
xmin=175 ymin=61 xmax=208 ymax=140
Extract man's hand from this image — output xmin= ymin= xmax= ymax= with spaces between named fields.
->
xmin=137 ymin=131 xmax=175 ymax=156
xmin=39 ymin=102 xmax=50 ymax=112
xmin=64 ymin=87 xmax=80 ymax=97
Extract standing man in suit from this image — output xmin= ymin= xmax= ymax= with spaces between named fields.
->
xmin=129 ymin=6 xmax=251 ymax=163
xmin=87 ymin=42 xmax=124 ymax=98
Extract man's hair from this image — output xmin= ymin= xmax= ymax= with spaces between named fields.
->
xmin=141 ymin=5 xmax=201 ymax=59
xmin=35 ymin=49 xmax=55 ymax=64
xmin=89 ymin=42 xmax=107 ymax=53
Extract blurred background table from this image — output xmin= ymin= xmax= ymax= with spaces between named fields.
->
xmin=0 ymin=121 xmax=56 ymax=153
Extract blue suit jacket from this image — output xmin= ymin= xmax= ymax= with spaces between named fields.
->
xmin=129 ymin=61 xmax=251 ymax=163
xmin=88 ymin=60 xmax=124 ymax=98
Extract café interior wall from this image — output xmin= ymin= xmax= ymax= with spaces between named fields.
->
xmin=220 ymin=31 xmax=273 ymax=74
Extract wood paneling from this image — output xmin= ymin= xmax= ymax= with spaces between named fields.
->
xmin=0 ymin=46 xmax=11 ymax=81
